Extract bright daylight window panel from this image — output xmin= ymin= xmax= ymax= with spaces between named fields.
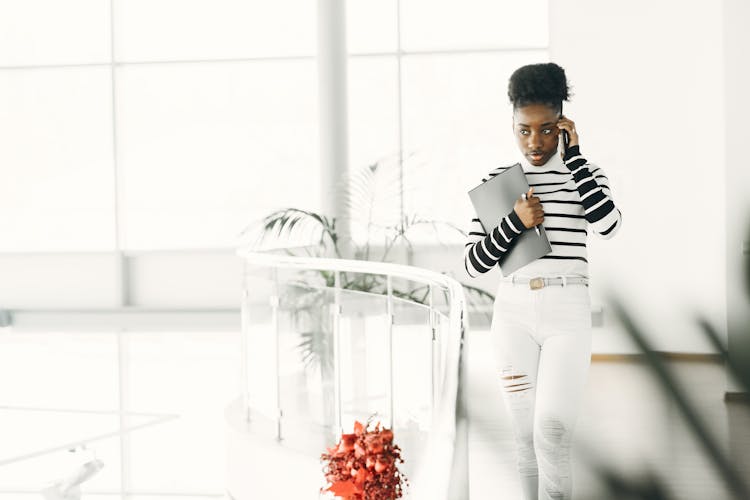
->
xmin=401 ymin=51 xmax=549 ymax=243
xmin=346 ymin=0 xmax=399 ymax=54
xmin=0 ymin=0 xmax=111 ymax=66
xmin=400 ymin=0 xmax=548 ymax=51
xmin=113 ymin=0 xmax=316 ymax=62
xmin=116 ymin=60 xmax=319 ymax=250
xmin=0 ymin=67 xmax=116 ymax=251
xmin=346 ymin=56 xmax=401 ymax=245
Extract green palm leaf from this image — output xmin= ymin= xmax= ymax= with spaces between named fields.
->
xmin=244 ymin=207 xmax=340 ymax=256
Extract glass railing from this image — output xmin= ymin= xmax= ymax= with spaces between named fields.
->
xmin=230 ymin=249 xmax=470 ymax=499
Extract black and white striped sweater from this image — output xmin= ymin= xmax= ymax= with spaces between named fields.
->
xmin=464 ymin=145 xmax=621 ymax=279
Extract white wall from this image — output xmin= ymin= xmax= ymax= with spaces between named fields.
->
xmin=412 ymin=0 xmax=730 ymax=354
xmin=546 ymin=0 xmax=726 ymax=353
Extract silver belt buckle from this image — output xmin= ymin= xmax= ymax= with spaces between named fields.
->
xmin=529 ymin=277 xmax=545 ymax=290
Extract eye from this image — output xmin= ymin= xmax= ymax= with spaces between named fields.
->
xmin=542 ymin=128 xmax=552 ymax=135
xmin=519 ymin=129 xmax=529 ymax=135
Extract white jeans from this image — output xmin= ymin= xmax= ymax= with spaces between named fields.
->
xmin=489 ymin=279 xmax=592 ymax=500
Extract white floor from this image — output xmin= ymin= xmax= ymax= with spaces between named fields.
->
xmin=0 ymin=329 xmax=239 ymax=499
xmin=2 ymin=327 xmax=748 ymax=500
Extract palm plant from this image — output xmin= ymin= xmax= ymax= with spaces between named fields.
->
xmin=241 ymin=153 xmax=495 ymax=358
xmin=239 ymin=153 xmax=495 ymax=435
xmin=577 ymin=224 xmax=750 ymax=499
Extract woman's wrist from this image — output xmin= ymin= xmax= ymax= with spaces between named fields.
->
xmin=508 ymin=209 xmax=526 ymax=232
xmin=563 ymin=144 xmax=582 ymax=164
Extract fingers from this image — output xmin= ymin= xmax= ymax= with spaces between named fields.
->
xmin=534 ymin=207 xmax=544 ymax=225
xmin=523 ymin=204 xmax=543 ymax=228
xmin=523 ymin=187 xmax=541 ymax=205
xmin=557 ymin=117 xmax=575 ymax=130
xmin=520 ymin=206 xmax=544 ymax=229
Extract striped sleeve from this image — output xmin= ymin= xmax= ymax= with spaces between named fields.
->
xmin=463 ymin=209 xmax=526 ymax=278
xmin=563 ymin=145 xmax=622 ymax=239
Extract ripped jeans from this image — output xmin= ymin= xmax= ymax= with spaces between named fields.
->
xmin=489 ymin=278 xmax=592 ymax=500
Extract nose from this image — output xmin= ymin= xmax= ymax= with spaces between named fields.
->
xmin=527 ymin=131 xmax=543 ymax=150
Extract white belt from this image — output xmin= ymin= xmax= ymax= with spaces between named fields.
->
xmin=507 ymin=275 xmax=589 ymax=290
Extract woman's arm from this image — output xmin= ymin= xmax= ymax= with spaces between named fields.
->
xmin=463 ymin=209 xmax=525 ymax=278
xmin=563 ymin=145 xmax=622 ymax=239
xmin=556 ymin=116 xmax=622 ymax=240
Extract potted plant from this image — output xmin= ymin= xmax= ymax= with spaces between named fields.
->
xmin=239 ymin=154 xmax=495 ymax=436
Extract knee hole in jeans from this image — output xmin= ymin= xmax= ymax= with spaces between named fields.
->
xmin=540 ymin=415 xmax=567 ymax=445
xmin=501 ymin=365 xmax=533 ymax=393
xmin=537 ymin=414 xmax=572 ymax=498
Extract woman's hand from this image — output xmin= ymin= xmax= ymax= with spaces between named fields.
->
xmin=513 ymin=187 xmax=544 ymax=229
xmin=556 ymin=115 xmax=579 ymax=148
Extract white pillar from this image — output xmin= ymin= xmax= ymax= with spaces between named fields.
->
xmin=318 ymin=0 xmax=351 ymax=256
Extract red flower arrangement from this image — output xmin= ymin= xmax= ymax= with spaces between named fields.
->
xmin=321 ymin=419 xmax=407 ymax=500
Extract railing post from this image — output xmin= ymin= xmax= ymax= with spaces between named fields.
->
xmin=454 ymin=309 xmax=470 ymax=499
xmin=240 ymin=284 xmax=250 ymax=422
xmin=332 ymin=270 xmax=343 ymax=436
xmin=429 ymin=284 xmax=436 ymax=415
xmin=270 ymin=268 xmax=282 ymax=441
xmin=386 ymin=275 xmax=394 ymax=430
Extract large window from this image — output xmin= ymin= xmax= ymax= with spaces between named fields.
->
xmin=0 ymin=0 xmax=318 ymax=252
xmin=116 ymin=60 xmax=318 ymax=249
xmin=0 ymin=0 xmax=548 ymax=252
xmin=346 ymin=0 xmax=549 ymax=243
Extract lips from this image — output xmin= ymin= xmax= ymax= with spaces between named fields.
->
xmin=528 ymin=152 xmax=544 ymax=161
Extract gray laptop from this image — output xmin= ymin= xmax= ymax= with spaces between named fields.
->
xmin=468 ymin=163 xmax=552 ymax=276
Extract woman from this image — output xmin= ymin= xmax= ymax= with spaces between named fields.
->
xmin=463 ymin=62 xmax=622 ymax=500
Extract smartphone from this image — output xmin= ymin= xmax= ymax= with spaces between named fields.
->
xmin=562 ymin=127 xmax=570 ymax=153
xmin=559 ymin=107 xmax=570 ymax=154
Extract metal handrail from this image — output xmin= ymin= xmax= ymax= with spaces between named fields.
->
xmin=236 ymin=249 xmax=470 ymax=500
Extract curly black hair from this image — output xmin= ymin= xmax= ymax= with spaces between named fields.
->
xmin=507 ymin=62 xmax=572 ymax=114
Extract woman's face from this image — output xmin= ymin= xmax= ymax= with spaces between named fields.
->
xmin=512 ymin=103 xmax=561 ymax=166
